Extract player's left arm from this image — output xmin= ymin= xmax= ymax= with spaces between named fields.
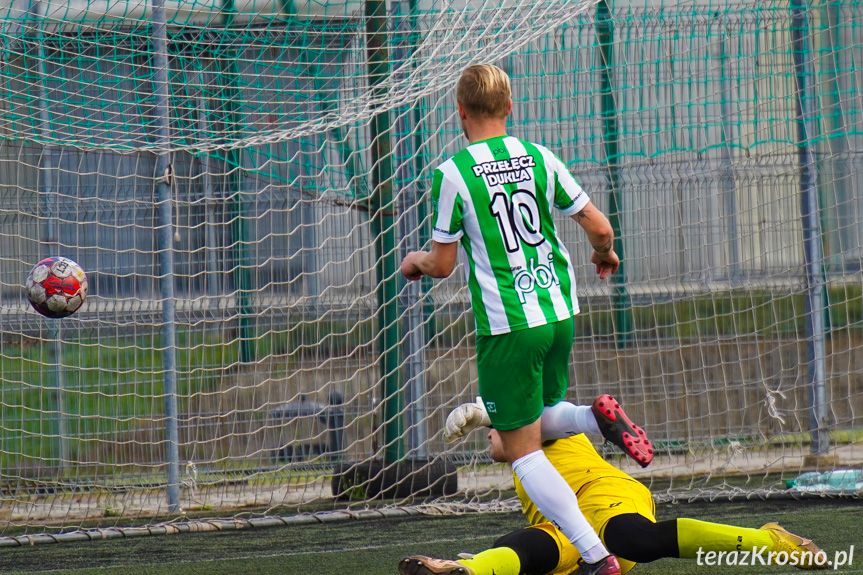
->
xmin=401 ymin=240 xmax=459 ymax=280
xmin=571 ymin=201 xmax=619 ymax=280
xmin=546 ymin=151 xmax=620 ymax=280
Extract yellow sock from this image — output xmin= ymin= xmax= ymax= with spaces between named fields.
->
xmin=458 ymin=547 xmax=521 ymax=575
xmin=677 ymin=518 xmax=774 ymax=558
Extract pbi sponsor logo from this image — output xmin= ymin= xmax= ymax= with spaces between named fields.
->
xmin=513 ymin=253 xmax=561 ymax=303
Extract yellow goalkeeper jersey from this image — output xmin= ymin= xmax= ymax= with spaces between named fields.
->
xmin=514 ymin=434 xmax=644 ymax=527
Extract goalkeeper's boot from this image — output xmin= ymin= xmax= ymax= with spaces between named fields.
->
xmin=398 ymin=555 xmax=474 ymax=575
xmin=569 ymin=555 xmax=621 ymax=575
xmin=760 ymin=523 xmax=830 ymax=570
xmin=443 ymin=397 xmax=490 ymax=443
xmin=591 ymin=394 xmax=653 ymax=468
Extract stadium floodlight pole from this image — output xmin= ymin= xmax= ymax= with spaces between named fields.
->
xmin=27 ymin=0 xmax=68 ymax=471
xmin=596 ymin=0 xmax=632 ymax=348
xmin=150 ymin=0 xmax=182 ymax=512
xmin=366 ymin=0 xmax=405 ymax=465
xmin=791 ymin=0 xmax=829 ymax=457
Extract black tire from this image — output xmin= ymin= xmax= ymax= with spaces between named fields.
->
xmin=331 ymin=459 xmax=458 ymax=501
xmin=331 ymin=460 xmax=386 ymax=501
xmin=381 ymin=459 xmax=459 ymax=499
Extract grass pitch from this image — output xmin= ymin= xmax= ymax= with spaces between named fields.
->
xmin=1 ymin=499 xmax=861 ymax=575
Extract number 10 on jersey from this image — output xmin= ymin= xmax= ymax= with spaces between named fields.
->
xmin=489 ymin=190 xmax=546 ymax=253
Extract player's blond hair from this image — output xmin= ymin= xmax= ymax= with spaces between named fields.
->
xmin=456 ymin=64 xmax=511 ymax=119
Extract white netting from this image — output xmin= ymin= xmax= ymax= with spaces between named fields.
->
xmin=0 ymin=0 xmax=862 ymax=536
xmin=1 ymin=0 xmax=600 ymax=152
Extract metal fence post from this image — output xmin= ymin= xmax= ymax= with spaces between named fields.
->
xmin=596 ymin=0 xmax=633 ymax=347
xmin=711 ymin=13 xmax=741 ymax=283
xmin=26 ymin=2 xmax=68 ymax=471
xmin=393 ymin=0 xmax=428 ymax=460
xmin=791 ymin=0 xmax=830 ymax=457
xmin=366 ymin=0 xmax=404 ymax=464
xmin=150 ymin=0 xmax=181 ymax=511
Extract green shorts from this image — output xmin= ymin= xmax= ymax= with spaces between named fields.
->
xmin=476 ymin=317 xmax=574 ymax=431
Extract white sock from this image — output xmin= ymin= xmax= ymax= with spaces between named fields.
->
xmin=541 ymin=402 xmax=601 ymax=440
xmin=511 ymin=450 xmax=608 ymax=559
xmin=581 ymin=541 xmax=612 ymax=564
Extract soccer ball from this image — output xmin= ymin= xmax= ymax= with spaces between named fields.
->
xmin=25 ymin=257 xmax=89 ymax=318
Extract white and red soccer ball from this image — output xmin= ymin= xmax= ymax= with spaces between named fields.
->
xmin=25 ymin=257 xmax=89 ymax=318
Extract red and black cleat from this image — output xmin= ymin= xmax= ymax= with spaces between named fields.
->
xmin=591 ymin=394 xmax=653 ymax=468
xmin=398 ymin=556 xmax=473 ymax=575
xmin=571 ymin=555 xmax=622 ymax=575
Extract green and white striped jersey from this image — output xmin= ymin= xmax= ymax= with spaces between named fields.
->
xmin=431 ymin=135 xmax=589 ymax=336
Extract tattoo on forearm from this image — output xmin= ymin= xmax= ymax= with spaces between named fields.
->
xmin=577 ymin=208 xmax=613 ymax=253
xmin=593 ymin=238 xmax=614 ymax=254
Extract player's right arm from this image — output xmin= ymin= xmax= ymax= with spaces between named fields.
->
xmin=401 ymin=241 xmax=458 ymax=280
xmin=401 ymin=167 xmax=463 ymax=281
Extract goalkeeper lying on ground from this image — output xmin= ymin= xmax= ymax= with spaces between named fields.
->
xmin=400 ymin=399 xmax=829 ymax=575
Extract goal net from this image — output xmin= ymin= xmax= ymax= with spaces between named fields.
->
xmin=0 ymin=0 xmax=862 ymax=536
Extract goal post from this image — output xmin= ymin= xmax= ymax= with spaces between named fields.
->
xmin=0 ymin=0 xmax=862 ymax=535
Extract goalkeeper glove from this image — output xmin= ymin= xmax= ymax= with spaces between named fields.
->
xmin=443 ymin=396 xmax=491 ymax=443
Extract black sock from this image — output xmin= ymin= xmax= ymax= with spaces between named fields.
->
xmin=603 ymin=514 xmax=680 ymax=563
xmin=492 ymin=527 xmax=561 ymax=574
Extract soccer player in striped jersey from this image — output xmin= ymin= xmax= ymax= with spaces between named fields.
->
xmin=401 ymin=64 xmax=650 ymax=575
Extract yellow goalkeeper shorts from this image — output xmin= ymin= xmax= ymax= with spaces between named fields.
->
xmin=530 ymin=476 xmax=656 ymax=575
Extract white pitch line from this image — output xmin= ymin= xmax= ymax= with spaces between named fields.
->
xmin=14 ymin=534 xmax=501 ymax=574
